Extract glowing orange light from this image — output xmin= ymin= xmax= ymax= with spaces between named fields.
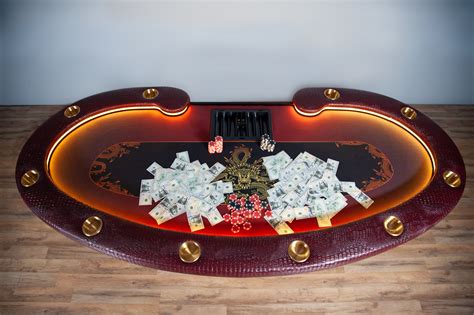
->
xmin=45 ymin=104 xmax=435 ymax=236
xmin=293 ymin=104 xmax=437 ymax=174
xmin=45 ymin=104 xmax=188 ymax=176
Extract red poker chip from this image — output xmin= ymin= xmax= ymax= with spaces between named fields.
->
xmin=229 ymin=194 xmax=238 ymax=201
xmin=243 ymin=210 xmax=253 ymax=219
xmin=250 ymin=194 xmax=259 ymax=201
xmin=265 ymin=210 xmax=273 ymax=218
xmin=208 ymin=141 xmax=216 ymax=153
xmin=215 ymin=136 xmax=223 ymax=142
xmin=231 ymin=224 xmax=240 ymax=234
xmin=243 ymin=221 xmax=252 ymax=230
xmin=252 ymin=211 xmax=261 ymax=219
xmin=223 ymin=213 xmax=231 ymax=222
xmin=231 ymin=211 xmax=240 ymax=218
xmin=237 ymin=216 xmax=245 ymax=225
xmin=214 ymin=142 xmax=223 ymax=151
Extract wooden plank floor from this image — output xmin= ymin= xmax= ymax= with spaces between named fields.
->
xmin=0 ymin=105 xmax=473 ymax=314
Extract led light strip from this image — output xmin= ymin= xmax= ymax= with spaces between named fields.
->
xmin=45 ymin=104 xmax=188 ymax=176
xmin=45 ymin=104 xmax=435 ymax=180
xmin=293 ymin=105 xmax=437 ymax=175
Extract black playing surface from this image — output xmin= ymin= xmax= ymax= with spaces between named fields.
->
xmin=90 ymin=141 xmax=393 ymax=197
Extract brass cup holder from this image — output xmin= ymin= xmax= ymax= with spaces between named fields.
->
xmin=401 ymin=106 xmax=417 ymax=120
xmin=82 ymin=216 xmax=103 ymax=237
xmin=64 ymin=105 xmax=81 ymax=118
xmin=443 ymin=170 xmax=461 ymax=188
xmin=384 ymin=216 xmax=404 ymax=237
xmin=179 ymin=240 xmax=201 ymax=263
xmin=288 ymin=240 xmax=310 ymax=263
xmin=324 ymin=88 xmax=340 ymax=101
xmin=21 ymin=169 xmax=40 ymax=187
xmin=142 ymin=88 xmax=159 ymax=100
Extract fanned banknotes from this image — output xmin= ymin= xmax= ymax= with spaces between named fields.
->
xmin=263 ymin=151 xmax=374 ymax=234
xmin=139 ymin=151 xmax=233 ymax=232
xmin=139 ymin=149 xmax=373 ymax=235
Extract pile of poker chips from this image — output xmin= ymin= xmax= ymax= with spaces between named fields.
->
xmin=223 ymin=193 xmax=272 ymax=233
xmin=208 ymin=136 xmax=223 ymax=154
xmin=260 ymin=134 xmax=276 ymax=152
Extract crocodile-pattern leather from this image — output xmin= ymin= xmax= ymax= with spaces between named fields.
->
xmin=16 ymin=87 xmax=465 ymax=277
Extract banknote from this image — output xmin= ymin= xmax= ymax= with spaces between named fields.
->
xmin=146 ymin=162 xmax=162 ymax=176
xmin=151 ymin=188 xmax=166 ymax=203
xmin=187 ymin=211 xmax=205 ymax=231
xmin=312 ymin=198 xmax=329 ymax=217
xmin=294 ymin=206 xmax=313 ymax=220
xmin=186 ymin=197 xmax=205 ymax=231
xmin=262 ymin=151 xmax=292 ymax=180
xmin=149 ymin=203 xmax=167 ymax=223
xmin=265 ymin=212 xmax=294 ymax=235
xmin=261 ymin=151 xmax=374 ymax=231
xmin=204 ymin=190 xmax=225 ymax=206
xmin=325 ymin=193 xmax=347 ymax=214
xmin=265 ymin=167 xmax=282 ymax=181
xmin=340 ymin=181 xmax=357 ymax=191
xmin=138 ymin=179 xmax=154 ymax=205
xmin=149 ymin=202 xmax=186 ymax=225
xmin=316 ymin=215 xmax=332 ymax=227
xmin=201 ymin=207 xmax=224 ymax=226
xmin=281 ymin=152 xmax=315 ymax=178
xmin=140 ymin=179 xmax=153 ymax=193
xmin=139 ymin=152 xmax=233 ymax=232
xmin=326 ymin=158 xmax=339 ymax=175
xmin=139 ymin=193 xmax=152 ymax=206
xmin=221 ymin=182 xmax=233 ymax=194
xmin=280 ymin=207 xmax=295 ymax=222
xmin=170 ymin=158 xmax=188 ymax=171
xmin=262 ymin=150 xmax=291 ymax=167
xmin=154 ymin=168 xmax=173 ymax=183
xmin=267 ymin=186 xmax=285 ymax=200
xmin=341 ymin=181 xmax=374 ymax=208
xmin=209 ymin=162 xmax=226 ymax=176
xmin=350 ymin=190 xmax=374 ymax=209
xmin=294 ymin=182 xmax=308 ymax=196
xmin=279 ymin=180 xmax=299 ymax=194
xmin=283 ymin=191 xmax=300 ymax=205
xmin=310 ymin=163 xmax=326 ymax=179
xmin=176 ymin=151 xmax=190 ymax=163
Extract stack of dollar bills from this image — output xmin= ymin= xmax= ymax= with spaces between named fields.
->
xmin=138 ymin=151 xmax=233 ymax=232
xmin=263 ymin=151 xmax=374 ymax=235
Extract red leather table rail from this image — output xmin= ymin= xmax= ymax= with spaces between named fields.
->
xmin=16 ymin=87 xmax=465 ymax=277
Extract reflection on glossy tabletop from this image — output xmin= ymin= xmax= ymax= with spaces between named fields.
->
xmin=1 ymin=105 xmax=473 ymax=313
xmin=48 ymin=106 xmax=433 ymax=236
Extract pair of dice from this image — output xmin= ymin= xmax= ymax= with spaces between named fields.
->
xmin=208 ymin=136 xmax=223 ymax=154
xmin=260 ymin=134 xmax=276 ymax=152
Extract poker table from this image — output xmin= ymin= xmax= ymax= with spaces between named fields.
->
xmin=16 ymin=87 xmax=465 ymax=277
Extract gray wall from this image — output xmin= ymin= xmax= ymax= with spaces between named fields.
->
xmin=1 ymin=0 xmax=473 ymax=105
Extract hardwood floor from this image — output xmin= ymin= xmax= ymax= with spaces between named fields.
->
xmin=0 ymin=105 xmax=473 ymax=314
